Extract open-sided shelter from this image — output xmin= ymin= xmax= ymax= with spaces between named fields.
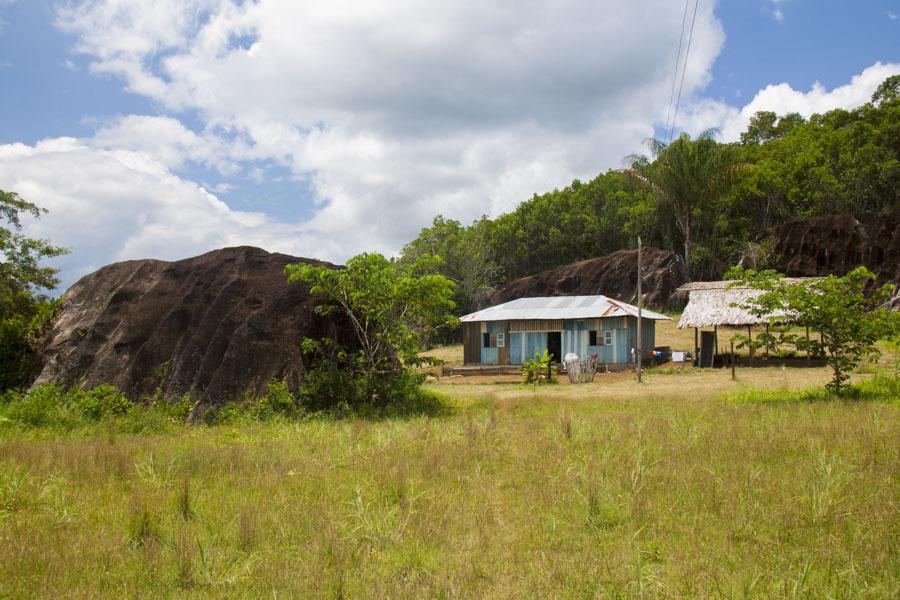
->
xmin=676 ymin=280 xmax=808 ymax=366
xmin=459 ymin=295 xmax=671 ymax=366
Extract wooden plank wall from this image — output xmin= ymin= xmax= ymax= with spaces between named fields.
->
xmin=463 ymin=322 xmax=481 ymax=365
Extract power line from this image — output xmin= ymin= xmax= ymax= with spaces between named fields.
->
xmin=668 ymin=0 xmax=701 ymax=143
xmin=664 ymin=0 xmax=691 ymax=141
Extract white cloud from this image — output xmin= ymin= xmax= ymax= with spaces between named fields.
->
xmin=888 ymin=11 xmax=898 ymax=21
xmin=679 ymin=61 xmax=900 ymax=142
xmin=46 ymin=0 xmax=725 ymax=277
xmin=0 ymin=139 xmax=335 ymax=290
xmin=90 ymin=114 xmax=251 ymax=175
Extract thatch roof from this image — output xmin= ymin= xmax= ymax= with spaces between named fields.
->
xmin=675 ymin=280 xmax=810 ymax=329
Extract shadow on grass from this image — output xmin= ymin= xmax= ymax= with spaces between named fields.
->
xmin=335 ymin=388 xmax=455 ymax=421
xmin=722 ymin=375 xmax=900 ymax=405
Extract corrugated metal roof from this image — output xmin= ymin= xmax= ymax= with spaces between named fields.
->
xmin=460 ymin=295 xmax=671 ymax=322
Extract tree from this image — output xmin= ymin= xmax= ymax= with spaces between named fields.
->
xmin=1 ymin=190 xmax=67 ymax=316
xmin=735 ymin=267 xmax=898 ymax=395
xmin=871 ymin=74 xmax=900 ymax=106
xmin=285 ymin=253 xmax=456 ymax=407
xmin=399 ymin=215 xmax=500 ymax=317
xmin=626 ymin=131 xmax=749 ymax=278
xmin=1 ymin=189 xmax=68 ymax=389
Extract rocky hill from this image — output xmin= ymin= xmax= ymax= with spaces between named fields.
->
xmin=491 ymin=247 xmax=688 ymax=309
xmin=33 ymin=247 xmax=347 ymax=408
xmin=766 ymin=212 xmax=899 ymax=287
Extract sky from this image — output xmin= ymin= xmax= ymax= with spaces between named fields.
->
xmin=0 ymin=0 xmax=898 ymax=291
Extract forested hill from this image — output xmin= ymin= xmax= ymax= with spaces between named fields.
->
xmin=400 ymin=75 xmax=900 ymax=316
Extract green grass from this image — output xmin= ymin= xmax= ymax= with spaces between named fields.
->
xmin=0 ymin=369 xmax=898 ymax=598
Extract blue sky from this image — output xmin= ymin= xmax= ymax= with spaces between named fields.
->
xmin=0 ymin=0 xmax=897 ymax=290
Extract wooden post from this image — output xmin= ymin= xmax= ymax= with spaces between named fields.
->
xmin=694 ymin=327 xmax=698 ymax=368
xmin=747 ymin=325 xmax=753 ymax=364
xmin=731 ymin=338 xmax=735 ymax=380
xmin=712 ymin=325 xmax=718 ymax=368
xmin=636 ymin=236 xmax=642 ymax=383
xmin=765 ymin=323 xmax=770 ymax=359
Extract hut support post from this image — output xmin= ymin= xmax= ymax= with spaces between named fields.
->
xmin=765 ymin=323 xmax=769 ymax=358
xmin=712 ymin=325 xmax=718 ymax=368
xmin=694 ymin=328 xmax=698 ymax=368
xmin=747 ymin=325 xmax=753 ymax=364
xmin=731 ymin=339 xmax=735 ymax=380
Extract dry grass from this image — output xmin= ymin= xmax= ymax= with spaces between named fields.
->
xmin=0 ymin=366 xmax=898 ymax=598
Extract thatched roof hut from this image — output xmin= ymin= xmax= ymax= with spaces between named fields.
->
xmin=676 ymin=280 xmax=809 ymax=329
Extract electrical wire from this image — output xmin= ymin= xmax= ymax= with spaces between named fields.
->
xmin=664 ymin=0 xmax=691 ymax=142
xmin=668 ymin=0 xmax=701 ymax=143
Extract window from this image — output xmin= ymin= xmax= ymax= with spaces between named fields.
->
xmin=589 ymin=330 xmax=597 ymax=346
xmin=483 ymin=332 xmax=501 ymax=348
xmin=604 ymin=331 xmax=612 ymax=346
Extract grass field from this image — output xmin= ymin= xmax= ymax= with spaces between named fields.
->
xmin=1 ymin=361 xmax=898 ymax=598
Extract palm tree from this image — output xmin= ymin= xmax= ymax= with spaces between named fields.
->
xmin=625 ymin=131 xmax=748 ymax=278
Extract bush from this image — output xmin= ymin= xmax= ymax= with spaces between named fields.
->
xmin=0 ymin=384 xmax=187 ymax=431
xmin=253 ymin=379 xmax=300 ymax=419
xmin=71 ymin=384 xmax=132 ymax=421
xmin=4 ymin=384 xmax=68 ymax=427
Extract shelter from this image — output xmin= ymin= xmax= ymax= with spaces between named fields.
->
xmin=459 ymin=295 xmax=671 ymax=366
xmin=676 ymin=280 xmax=807 ymax=366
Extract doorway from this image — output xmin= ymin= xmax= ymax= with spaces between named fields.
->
xmin=547 ymin=331 xmax=562 ymax=363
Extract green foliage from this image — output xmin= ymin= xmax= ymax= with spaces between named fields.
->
xmin=626 ymin=130 xmax=749 ymax=278
xmin=522 ymin=349 xmax=555 ymax=385
xmin=398 ymin=216 xmax=500 ymax=320
xmin=286 ymin=253 xmax=456 ymax=409
xmin=0 ymin=189 xmax=68 ymax=391
xmin=734 ymin=267 xmax=899 ymax=394
xmin=3 ymin=384 xmax=69 ymax=428
xmin=71 ymin=384 xmax=132 ymax=420
xmin=0 ymin=384 xmax=191 ymax=431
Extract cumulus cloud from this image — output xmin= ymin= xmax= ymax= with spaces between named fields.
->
xmin=679 ymin=61 xmax=900 ymax=141
xmin=45 ymin=0 xmax=725 ymax=275
xmin=0 ymin=139 xmax=332 ymax=289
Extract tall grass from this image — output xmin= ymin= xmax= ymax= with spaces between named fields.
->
xmin=0 ymin=367 xmax=897 ymax=597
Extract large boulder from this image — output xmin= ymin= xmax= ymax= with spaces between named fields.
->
xmin=767 ymin=213 xmax=900 ymax=287
xmin=33 ymin=246 xmax=346 ymax=406
xmin=491 ymin=247 xmax=688 ymax=309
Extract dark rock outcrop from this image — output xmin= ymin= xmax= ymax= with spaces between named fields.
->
xmin=767 ymin=213 xmax=900 ymax=287
xmin=491 ymin=247 xmax=688 ymax=309
xmin=33 ymin=247 xmax=347 ymax=405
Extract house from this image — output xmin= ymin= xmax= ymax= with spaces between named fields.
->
xmin=459 ymin=295 xmax=671 ymax=366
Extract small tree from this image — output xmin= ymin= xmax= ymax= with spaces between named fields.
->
xmin=735 ymin=267 xmax=898 ymax=395
xmin=285 ymin=253 xmax=456 ymax=407
xmin=1 ymin=189 xmax=68 ymax=389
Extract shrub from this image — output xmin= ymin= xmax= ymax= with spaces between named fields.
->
xmin=522 ymin=350 xmax=555 ymax=385
xmin=253 ymin=379 xmax=300 ymax=419
xmin=71 ymin=384 xmax=132 ymax=421
xmin=4 ymin=384 xmax=67 ymax=427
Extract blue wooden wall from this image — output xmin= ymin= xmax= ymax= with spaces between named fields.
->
xmin=498 ymin=317 xmax=657 ymax=365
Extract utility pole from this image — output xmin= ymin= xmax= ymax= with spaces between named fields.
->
xmin=637 ymin=236 xmax=642 ymax=383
